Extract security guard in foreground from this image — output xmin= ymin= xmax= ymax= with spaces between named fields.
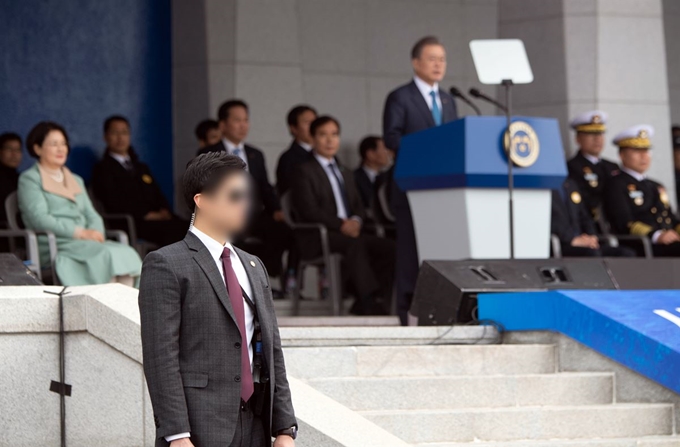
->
xmin=603 ymin=125 xmax=680 ymax=257
xmin=567 ymin=111 xmax=619 ymax=221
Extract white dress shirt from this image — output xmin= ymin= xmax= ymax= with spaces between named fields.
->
xmin=620 ymin=167 xmax=664 ymax=243
xmin=583 ymin=153 xmax=600 ymax=165
xmin=167 ymin=226 xmax=255 ymax=443
xmin=222 ymin=138 xmax=249 ymax=171
xmin=313 ymin=153 xmax=354 ymax=219
xmin=297 ymin=140 xmax=312 ymax=152
xmin=109 ymin=152 xmax=132 ymax=168
xmin=362 ymin=165 xmax=379 ymax=184
xmin=413 ymin=75 xmax=442 ymax=112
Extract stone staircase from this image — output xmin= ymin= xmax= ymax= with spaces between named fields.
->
xmin=284 ymin=340 xmax=680 ymax=447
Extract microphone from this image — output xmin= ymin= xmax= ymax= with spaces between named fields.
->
xmin=468 ymin=88 xmax=507 ymax=112
xmin=449 ymin=86 xmax=481 ymax=116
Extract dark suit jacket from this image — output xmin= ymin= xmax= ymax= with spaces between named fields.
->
xmin=0 ymin=163 xmax=19 ymax=223
xmin=91 ymin=152 xmax=169 ymax=220
xmin=603 ymin=171 xmax=679 ymax=237
xmin=353 ymin=166 xmax=374 ymax=209
xmin=291 ymin=157 xmax=365 ymax=232
xmin=139 ymin=232 xmax=296 ymax=447
xmin=383 ymin=79 xmax=458 ymax=152
xmin=198 ymin=142 xmax=281 ymax=214
xmin=551 ymin=179 xmax=597 ymax=244
xmin=276 ymin=141 xmax=313 ymax=196
xmin=567 ymin=151 xmax=619 ymax=216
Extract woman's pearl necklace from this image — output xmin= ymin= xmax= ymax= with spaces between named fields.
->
xmin=43 ymin=166 xmax=64 ymax=183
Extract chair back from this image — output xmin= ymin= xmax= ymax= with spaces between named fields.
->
xmin=4 ymin=191 xmax=22 ymax=230
xmin=280 ymin=192 xmax=297 ymax=225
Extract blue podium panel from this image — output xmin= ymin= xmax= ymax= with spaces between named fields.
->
xmin=394 ymin=116 xmax=567 ymax=191
xmin=478 ymin=290 xmax=680 ymax=394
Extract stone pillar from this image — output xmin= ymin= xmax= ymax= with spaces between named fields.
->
xmin=500 ymin=0 xmax=675 ymax=204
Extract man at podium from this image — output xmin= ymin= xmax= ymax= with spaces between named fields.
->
xmin=383 ymin=36 xmax=458 ymax=324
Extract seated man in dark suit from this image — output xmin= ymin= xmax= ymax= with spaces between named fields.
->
xmin=551 ymin=178 xmax=635 ymax=257
xmin=291 ymin=116 xmax=395 ymax=315
xmin=194 ymin=118 xmax=221 ymax=149
xmin=353 ymin=136 xmax=391 ymax=210
xmin=91 ymin=116 xmax=188 ymax=247
xmin=198 ymin=100 xmax=293 ymax=278
xmin=0 ymin=132 xmax=22 ymax=226
xmin=276 ymin=105 xmax=317 ymax=196
xmin=604 ymin=125 xmax=680 ymax=257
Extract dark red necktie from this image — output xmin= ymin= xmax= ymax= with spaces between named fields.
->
xmin=220 ymin=247 xmax=254 ymax=402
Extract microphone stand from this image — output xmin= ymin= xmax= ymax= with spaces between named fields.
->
xmin=449 ymin=87 xmax=481 ymax=116
xmin=502 ymin=79 xmax=515 ymax=259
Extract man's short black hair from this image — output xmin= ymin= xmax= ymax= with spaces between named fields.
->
xmin=0 ymin=132 xmax=22 ymax=150
xmin=26 ymin=121 xmax=69 ymax=159
xmin=194 ymin=119 xmax=219 ymax=141
xmin=358 ymin=135 xmax=382 ymax=161
xmin=217 ymin=99 xmax=249 ymax=122
xmin=183 ymin=152 xmax=247 ymax=211
xmin=309 ymin=115 xmax=341 ymax=137
xmin=411 ymin=36 xmax=442 ymax=59
xmin=103 ymin=115 xmax=130 ymax=133
xmin=287 ymin=105 xmax=317 ymax=128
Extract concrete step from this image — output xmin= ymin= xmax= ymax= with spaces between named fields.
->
xmin=361 ymin=404 xmax=674 ymax=444
xmin=284 ymin=344 xmax=556 ymax=379
xmin=277 ymin=315 xmax=400 ymax=327
xmin=419 ymin=436 xmax=680 ymax=447
xmin=307 ymin=372 xmax=614 ymax=410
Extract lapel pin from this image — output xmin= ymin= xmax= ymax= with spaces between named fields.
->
xmin=250 ymin=261 xmax=256 ymax=267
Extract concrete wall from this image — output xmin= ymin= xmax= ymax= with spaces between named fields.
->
xmin=171 ymin=0 xmax=500 ymax=210
xmin=664 ymin=0 xmax=680 ymax=127
xmin=500 ymin=0 xmax=676 ymax=204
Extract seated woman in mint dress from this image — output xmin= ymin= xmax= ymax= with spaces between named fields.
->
xmin=17 ymin=121 xmax=142 ymax=286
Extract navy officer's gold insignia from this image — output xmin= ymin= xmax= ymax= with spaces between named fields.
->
xmin=142 ymin=174 xmax=153 ymax=184
xmin=570 ymin=191 xmax=581 ymax=204
xmin=629 ymin=189 xmax=644 ymax=206
xmin=659 ymin=188 xmax=670 ymax=206
xmin=584 ymin=168 xmax=598 ymax=188
xmin=504 ymin=121 xmax=540 ymax=168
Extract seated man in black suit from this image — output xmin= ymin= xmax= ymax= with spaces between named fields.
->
xmin=0 ymin=132 xmax=22 ymax=225
xmin=198 ymin=100 xmax=293 ymax=278
xmin=291 ymin=116 xmax=395 ymax=315
xmin=194 ymin=118 xmax=221 ymax=149
xmin=353 ymin=136 xmax=391 ymax=210
xmin=604 ymin=125 xmax=680 ymax=257
xmin=92 ymin=116 xmax=189 ymax=247
xmin=276 ymin=105 xmax=317 ymax=196
xmin=551 ymin=178 xmax=635 ymax=257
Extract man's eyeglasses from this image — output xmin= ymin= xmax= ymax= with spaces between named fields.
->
xmin=226 ymin=188 xmax=250 ymax=204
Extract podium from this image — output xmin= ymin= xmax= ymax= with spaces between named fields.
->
xmin=394 ymin=116 xmax=567 ymax=260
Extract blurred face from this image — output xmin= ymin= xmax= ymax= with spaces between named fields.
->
xmin=312 ymin=121 xmax=340 ymax=160
xmin=365 ymin=139 xmax=391 ymax=169
xmin=620 ymin=147 xmax=651 ymax=174
xmin=412 ymin=44 xmax=447 ymax=85
xmin=35 ymin=130 xmax=68 ymax=168
xmin=576 ymin=132 xmax=605 ymax=157
xmin=0 ymin=139 xmax=22 ymax=169
xmin=195 ymin=172 xmax=252 ymax=235
xmin=290 ymin=110 xmax=317 ymax=145
xmin=104 ymin=120 xmax=131 ymax=155
xmin=220 ymin=106 xmax=250 ymax=144
xmin=203 ymin=127 xmax=222 ymax=147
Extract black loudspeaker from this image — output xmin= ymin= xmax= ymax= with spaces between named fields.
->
xmin=413 ymin=259 xmax=616 ymax=326
xmin=0 ymin=253 xmax=42 ymax=285
xmin=604 ymin=258 xmax=680 ymax=289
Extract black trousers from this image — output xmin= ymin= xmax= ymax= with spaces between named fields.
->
xmin=228 ymin=404 xmax=267 ymax=447
xmin=135 ymin=217 xmax=189 ymax=248
xmin=561 ymin=244 xmax=637 ymax=257
xmin=652 ymin=241 xmax=680 ymax=257
xmin=238 ymin=213 xmax=294 ymax=278
xmin=391 ymin=181 xmax=419 ymax=325
xmin=299 ymin=230 xmax=394 ymax=313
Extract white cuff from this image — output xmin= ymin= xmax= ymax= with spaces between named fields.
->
xmin=350 ymin=215 xmax=363 ymax=225
xmin=652 ymin=230 xmax=663 ymax=244
xmin=165 ymin=433 xmax=190 ymax=442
